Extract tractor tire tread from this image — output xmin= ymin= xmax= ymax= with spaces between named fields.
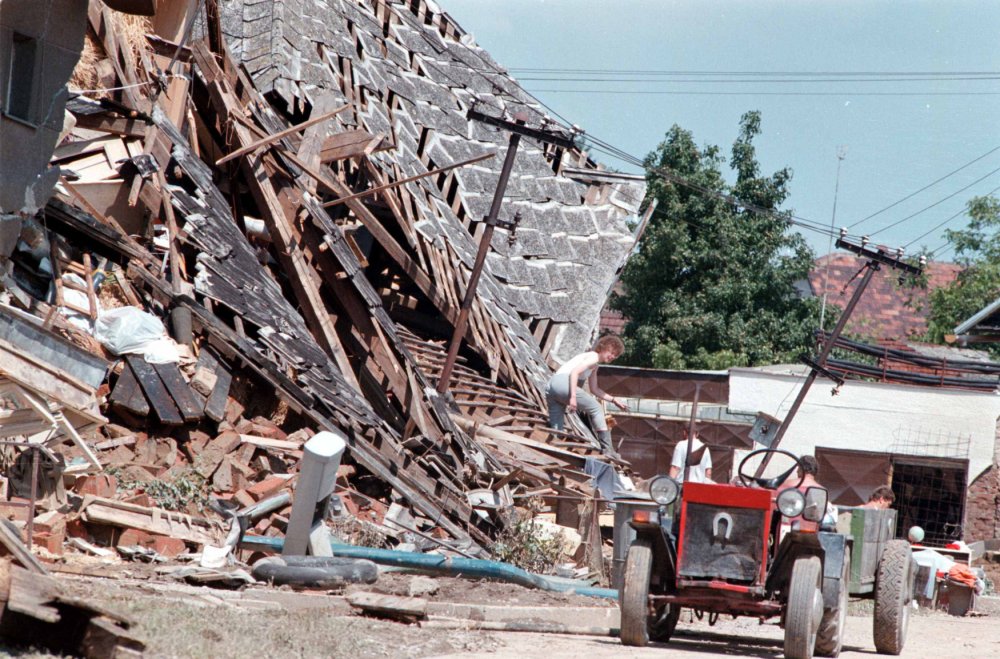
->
xmin=873 ymin=539 xmax=912 ymax=655
xmin=620 ymin=539 xmax=652 ymax=647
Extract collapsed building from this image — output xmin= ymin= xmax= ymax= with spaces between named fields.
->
xmin=0 ymin=0 xmax=648 ymax=591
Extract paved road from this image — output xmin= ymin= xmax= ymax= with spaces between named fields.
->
xmin=438 ymin=607 xmax=1000 ymax=658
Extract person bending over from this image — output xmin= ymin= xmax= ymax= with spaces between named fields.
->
xmin=545 ymin=335 xmax=627 ymax=456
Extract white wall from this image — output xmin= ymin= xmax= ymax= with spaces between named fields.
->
xmin=728 ymin=367 xmax=1000 ymax=480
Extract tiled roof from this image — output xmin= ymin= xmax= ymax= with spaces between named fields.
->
xmin=809 ymin=252 xmax=961 ymax=340
xmin=218 ymin=0 xmax=645 ymax=372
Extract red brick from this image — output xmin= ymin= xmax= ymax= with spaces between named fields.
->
xmin=124 ymin=493 xmax=155 ymax=508
xmin=32 ymin=511 xmax=66 ymax=536
xmin=73 ymin=474 xmax=118 ymax=498
xmin=246 ymin=476 xmax=287 ymax=501
xmin=233 ymin=490 xmax=256 ymax=508
xmin=31 ymin=530 xmax=64 ymax=556
xmin=224 ymin=397 xmax=245 ymax=424
xmin=146 ymin=536 xmax=186 ymax=558
xmin=66 ymin=518 xmax=89 ymax=539
xmin=117 ymin=528 xmax=155 ymax=547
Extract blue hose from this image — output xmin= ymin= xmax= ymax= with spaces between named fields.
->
xmin=242 ymin=534 xmax=618 ymax=600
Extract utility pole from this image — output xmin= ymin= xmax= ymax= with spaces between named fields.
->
xmin=755 ymin=234 xmax=923 ymax=478
xmin=435 ymin=109 xmax=577 ymax=396
xmin=819 ymin=146 xmax=848 ymax=331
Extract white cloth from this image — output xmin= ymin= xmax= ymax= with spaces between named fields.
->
xmin=672 ymin=437 xmax=712 ymax=483
xmin=555 ymin=350 xmax=598 ymax=384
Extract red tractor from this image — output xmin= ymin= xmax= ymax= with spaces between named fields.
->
xmin=617 ymin=448 xmax=913 ymax=659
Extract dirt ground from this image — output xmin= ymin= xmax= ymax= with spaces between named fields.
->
xmin=451 ymin=607 xmax=1000 ymax=658
xmin=3 ymin=570 xmax=996 ymax=658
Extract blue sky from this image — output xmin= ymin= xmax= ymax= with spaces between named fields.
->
xmin=444 ymin=0 xmax=1000 ymax=260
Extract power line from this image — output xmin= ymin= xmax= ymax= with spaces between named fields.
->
xmin=850 ymin=144 xmax=1000 ymax=229
xmin=868 ymin=164 xmax=1000 ymax=237
xmin=903 ymin=182 xmax=1000 ymax=249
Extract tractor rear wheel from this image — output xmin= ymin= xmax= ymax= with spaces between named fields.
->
xmin=874 ymin=539 xmax=913 ymax=655
xmin=785 ymin=555 xmax=823 ymax=659
xmin=620 ymin=539 xmax=653 ymax=647
xmin=816 ymin=547 xmax=850 ymax=657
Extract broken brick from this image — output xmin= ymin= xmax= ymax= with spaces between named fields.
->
xmin=246 ymin=476 xmax=288 ymax=501
xmin=31 ymin=530 xmax=64 ymax=556
xmin=73 ymin=474 xmax=118 ymax=498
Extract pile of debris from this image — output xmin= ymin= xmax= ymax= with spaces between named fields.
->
xmin=0 ymin=0 xmax=646 ymax=621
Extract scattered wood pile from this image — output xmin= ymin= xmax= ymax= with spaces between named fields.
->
xmin=0 ymin=0 xmax=645 ymax=612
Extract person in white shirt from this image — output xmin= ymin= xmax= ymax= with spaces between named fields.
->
xmin=669 ymin=429 xmax=713 ymax=483
xmin=545 ymin=335 xmax=628 ymax=456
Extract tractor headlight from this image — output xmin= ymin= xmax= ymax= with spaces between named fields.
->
xmin=649 ymin=476 xmax=680 ymax=505
xmin=777 ymin=488 xmax=805 ymax=518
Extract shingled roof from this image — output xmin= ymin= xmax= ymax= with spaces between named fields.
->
xmin=218 ymin=0 xmax=645 ymax=371
xmin=809 ymin=252 xmax=961 ymax=341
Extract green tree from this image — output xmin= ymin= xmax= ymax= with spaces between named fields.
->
xmin=924 ymin=195 xmax=1000 ymax=344
xmin=612 ymin=112 xmax=822 ymax=369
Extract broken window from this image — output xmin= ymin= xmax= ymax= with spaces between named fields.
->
xmin=6 ymin=32 xmax=38 ymax=123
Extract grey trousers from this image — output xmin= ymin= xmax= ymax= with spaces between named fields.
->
xmin=546 ymin=373 xmax=613 ymax=453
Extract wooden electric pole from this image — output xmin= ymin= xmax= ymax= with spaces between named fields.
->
xmin=436 ymin=109 xmax=577 ymax=396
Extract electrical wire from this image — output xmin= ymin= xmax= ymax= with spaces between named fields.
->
xmin=850 ymin=145 xmax=1000 ymax=229
xmin=903 ymin=182 xmax=1000 ymax=248
xmin=388 ymin=13 xmax=854 ymax=242
xmin=868 ymin=164 xmax=1000 ymax=237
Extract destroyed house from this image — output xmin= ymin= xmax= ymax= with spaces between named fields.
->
xmin=0 ymin=0 xmax=647 ymax=560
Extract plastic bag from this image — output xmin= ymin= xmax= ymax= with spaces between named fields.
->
xmin=94 ymin=307 xmax=180 ymax=363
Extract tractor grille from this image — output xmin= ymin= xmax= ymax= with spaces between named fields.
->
xmin=678 ymin=502 xmax=766 ymax=583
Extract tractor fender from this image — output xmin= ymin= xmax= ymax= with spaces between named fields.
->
xmin=817 ymin=532 xmax=852 ymax=609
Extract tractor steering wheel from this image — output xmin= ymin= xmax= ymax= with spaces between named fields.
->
xmin=737 ymin=448 xmax=806 ymax=490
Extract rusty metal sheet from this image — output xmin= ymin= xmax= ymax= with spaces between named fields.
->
xmin=815 ymin=447 xmax=891 ymax=506
xmin=613 ymin=416 xmax=752 ymax=449
xmin=598 ymin=366 xmax=729 ymax=404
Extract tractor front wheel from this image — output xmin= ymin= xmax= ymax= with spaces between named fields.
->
xmin=620 ymin=539 xmax=653 ymax=647
xmin=785 ymin=555 xmax=823 ymax=659
xmin=874 ymin=539 xmax=913 ymax=655
xmin=816 ymin=547 xmax=850 ymax=657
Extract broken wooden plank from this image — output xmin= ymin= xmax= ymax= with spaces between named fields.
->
xmin=109 ymin=362 xmax=150 ymax=417
xmin=214 ymin=104 xmax=348 ymax=166
xmin=319 ymin=129 xmax=391 ymax=163
xmin=0 ymin=520 xmax=48 ymax=576
xmin=80 ymin=496 xmax=225 ymax=545
xmin=194 ymin=349 xmax=233 ymax=423
xmin=124 ymin=355 xmax=184 ymax=425
xmin=239 ymin=435 xmax=303 ymax=453
xmin=151 ymin=361 xmax=203 ymax=422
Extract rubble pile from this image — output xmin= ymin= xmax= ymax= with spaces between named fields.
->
xmin=0 ymin=0 xmax=645 ymax=604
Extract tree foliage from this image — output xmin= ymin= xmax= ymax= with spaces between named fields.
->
xmin=924 ymin=195 xmax=1000 ymax=344
xmin=612 ymin=112 xmax=821 ymax=370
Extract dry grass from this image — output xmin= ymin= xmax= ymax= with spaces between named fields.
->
xmin=69 ymin=13 xmax=152 ymax=96
xmin=65 ymin=581 xmax=498 ymax=659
